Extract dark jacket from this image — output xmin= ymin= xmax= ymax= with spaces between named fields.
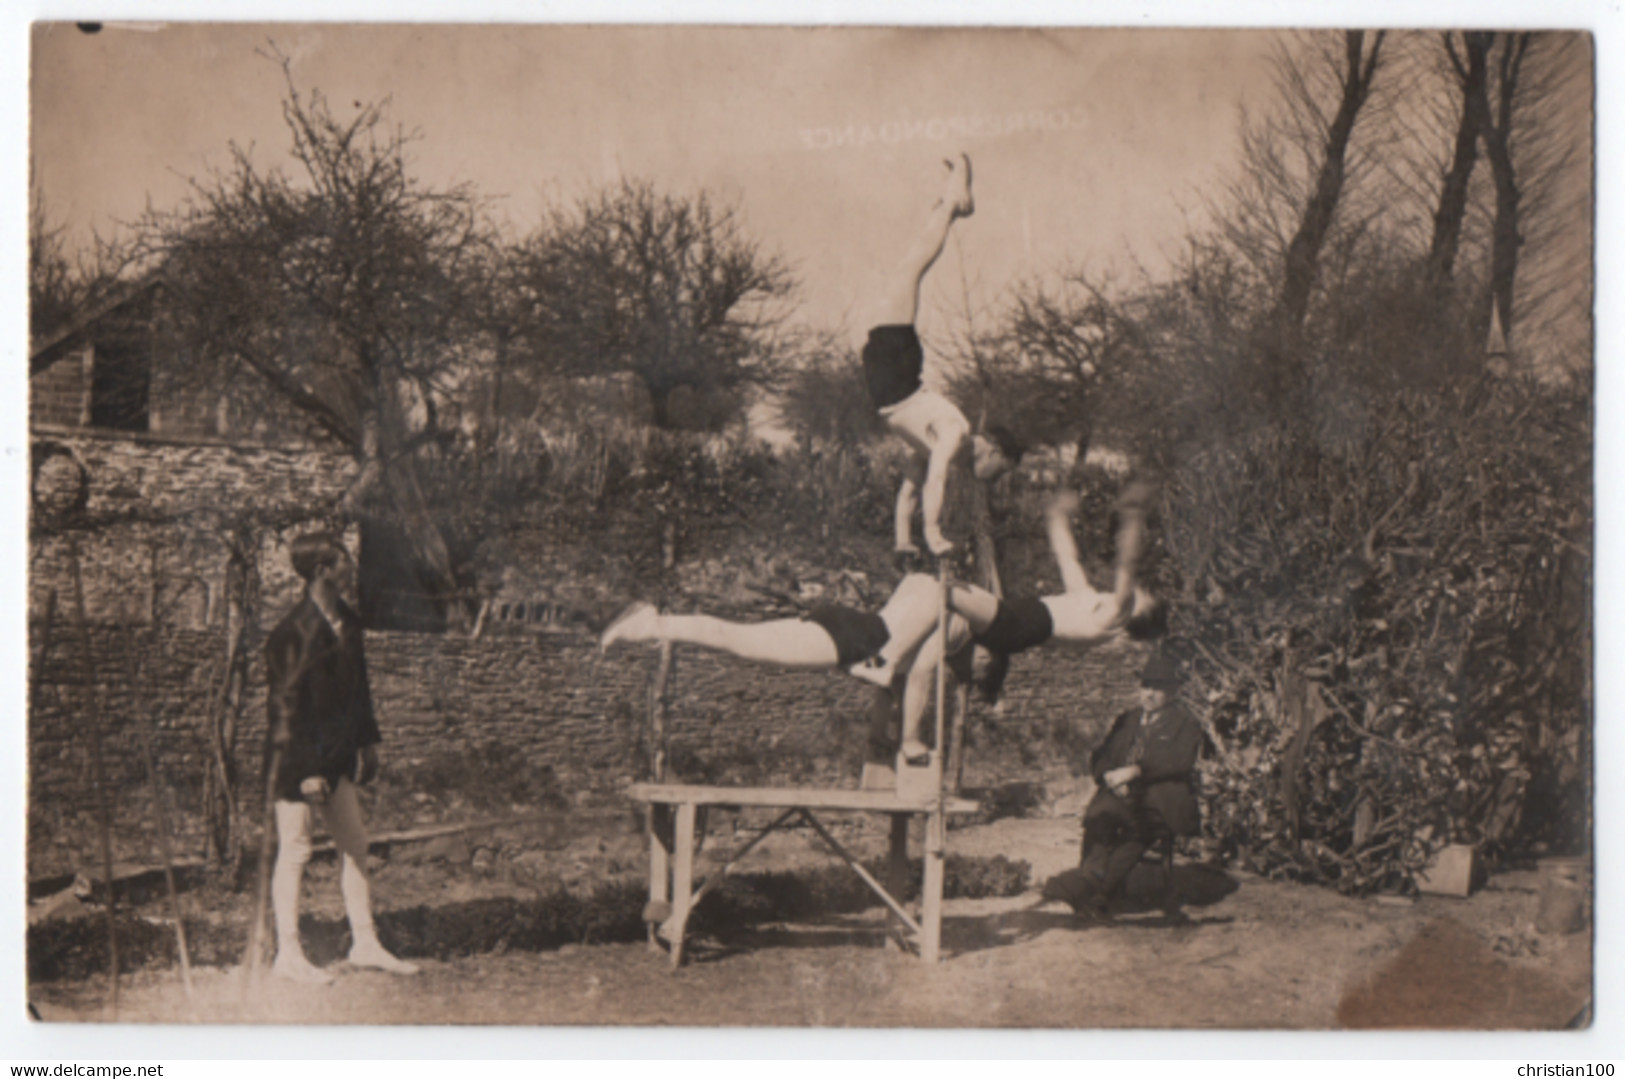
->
xmin=265 ymin=595 xmax=380 ymax=801
xmin=1088 ymin=700 xmax=1203 ymax=837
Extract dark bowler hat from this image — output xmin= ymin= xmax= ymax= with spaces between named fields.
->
xmin=1139 ymin=652 xmax=1185 ymax=688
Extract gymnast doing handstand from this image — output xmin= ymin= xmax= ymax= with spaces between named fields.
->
xmin=861 ymin=152 xmax=1020 ymax=558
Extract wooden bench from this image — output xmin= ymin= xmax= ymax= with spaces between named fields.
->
xmin=627 ymin=782 xmax=980 ymax=968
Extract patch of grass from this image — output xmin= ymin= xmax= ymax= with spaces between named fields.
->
xmin=26 ymin=855 xmax=1031 ymax=981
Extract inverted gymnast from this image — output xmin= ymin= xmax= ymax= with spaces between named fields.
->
xmin=862 ymin=152 xmax=1020 ymax=558
xmin=876 ymin=483 xmax=1165 ymax=762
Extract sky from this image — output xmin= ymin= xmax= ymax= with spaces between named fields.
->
xmin=6 ymin=0 xmax=1625 ymax=1064
xmin=29 ymin=23 xmax=1278 ymax=339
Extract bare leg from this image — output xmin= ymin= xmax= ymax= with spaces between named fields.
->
xmin=325 ymin=779 xmax=417 ymax=974
xmin=947 ymin=582 xmax=1001 ymax=632
xmin=868 ymin=154 xmax=975 ymax=332
xmin=856 ymin=577 xmax=994 ymax=688
xmin=898 ymin=616 xmax=972 ymax=762
xmin=271 ymin=800 xmax=332 ymax=984
xmin=620 ymin=610 xmax=843 ymax=668
xmin=852 ymin=574 xmax=942 ymax=686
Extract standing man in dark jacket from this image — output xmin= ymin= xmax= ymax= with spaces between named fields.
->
xmin=265 ymin=532 xmax=417 ymax=983
xmin=1048 ymin=650 xmax=1203 ymax=920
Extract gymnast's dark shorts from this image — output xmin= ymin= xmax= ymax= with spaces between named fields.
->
xmin=861 ymin=324 xmax=925 ymax=411
xmin=804 ymin=604 xmax=892 ymax=667
xmin=973 ymin=596 xmax=1055 ymax=655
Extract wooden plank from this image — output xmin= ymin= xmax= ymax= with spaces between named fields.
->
xmin=628 ymin=783 xmax=978 ymax=815
xmin=796 ymin=810 xmax=922 ymax=938
xmin=681 ymin=808 xmax=798 ymax=914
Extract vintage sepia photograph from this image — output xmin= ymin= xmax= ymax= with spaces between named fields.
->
xmin=23 ymin=20 xmax=1594 ymax=1032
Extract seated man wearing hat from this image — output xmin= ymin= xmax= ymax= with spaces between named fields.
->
xmin=1048 ymin=650 xmax=1203 ymax=921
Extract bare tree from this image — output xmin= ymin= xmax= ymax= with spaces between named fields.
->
xmin=29 ymin=180 xmax=79 ymax=345
xmin=134 ymin=57 xmax=497 ymax=626
xmin=509 ymin=180 xmax=797 ymax=431
xmin=1468 ymin=32 xmax=1532 ymax=347
xmin=1455 ymin=32 xmax=1589 ymax=360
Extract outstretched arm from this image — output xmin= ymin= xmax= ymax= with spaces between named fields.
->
xmin=1110 ymin=483 xmax=1152 ymax=611
xmin=895 ymin=461 xmax=924 ymax=553
xmin=1045 ymin=490 xmax=1092 ymax=594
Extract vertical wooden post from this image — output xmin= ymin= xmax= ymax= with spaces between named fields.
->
xmin=245 ymin=748 xmax=280 ymax=992
xmin=649 ymin=639 xmax=673 ymax=783
xmin=922 ymin=561 xmax=950 ymax=962
xmin=885 ymin=812 xmax=910 ymax=951
xmin=668 ymin=801 xmax=698 ymax=969
xmin=646 ymin=639 xmax=674 ymax=949
xmin=934 ymin=560 xmax=949 ymax=759
xmin=920 ymin=806 xmax=946 ymax=963
xmin=647 ymin=805 xmax=671 ymax=953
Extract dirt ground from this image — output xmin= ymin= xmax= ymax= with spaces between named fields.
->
xmin=27 ymin=815 xmax=1592 ymax=1030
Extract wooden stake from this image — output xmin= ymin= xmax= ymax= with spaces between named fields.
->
xmin=244 ymin=747 xmax=282 ymax=992
xmin=66 ymin=538 xmax=119 ymax=1018
xmin=125 ymin=630 xmax=197 ymax=1013
xmin=647 ymin=638 xmax=674 ymax=949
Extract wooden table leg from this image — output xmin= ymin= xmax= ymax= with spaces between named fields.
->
xmin=920 ymin=806 xmax=945 ymax=963
xmin=885 ymin=812 xmax=910 ymax=952
xmin=647 ymin=803 xmax=671 ymax=952
xmin=665 ymin=801 xmax=698 ymax=969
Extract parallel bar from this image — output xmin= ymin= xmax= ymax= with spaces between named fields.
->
xmin=935 ymin=560 xmax=948 ymax=771
xmin=796 ymin=809 xmax=923 ymax=938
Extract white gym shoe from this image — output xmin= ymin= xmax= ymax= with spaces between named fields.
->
xmin=600 ymin=602 xmax=656 ymax=653
xmin=271 ymin=953 xmax=334 ymax=985
xmin=348 ymin=940 xmax=419 ymax=975
xmin=849 ymin=657 xmax=894 ymax=688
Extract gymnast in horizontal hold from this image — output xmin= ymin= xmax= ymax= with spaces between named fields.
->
xmin=876 ymin=482 xmax=1166 ymax=762
xmin=598 ymin=571 xmax=967 ymax=682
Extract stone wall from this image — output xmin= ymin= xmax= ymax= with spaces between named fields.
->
xmin=28 ymin=616 xmax=1151 ymax=877
xmin=29 ymin=426 xmax=356 ymax=627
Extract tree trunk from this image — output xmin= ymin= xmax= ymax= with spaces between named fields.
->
xmin=1427 ymin=32 xmax=1491 ymax=290
xmin=1476 ymin=33 xmax=1531 ymax=351
xmin=1277 ymin=31 xmax=1386 ymax=331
